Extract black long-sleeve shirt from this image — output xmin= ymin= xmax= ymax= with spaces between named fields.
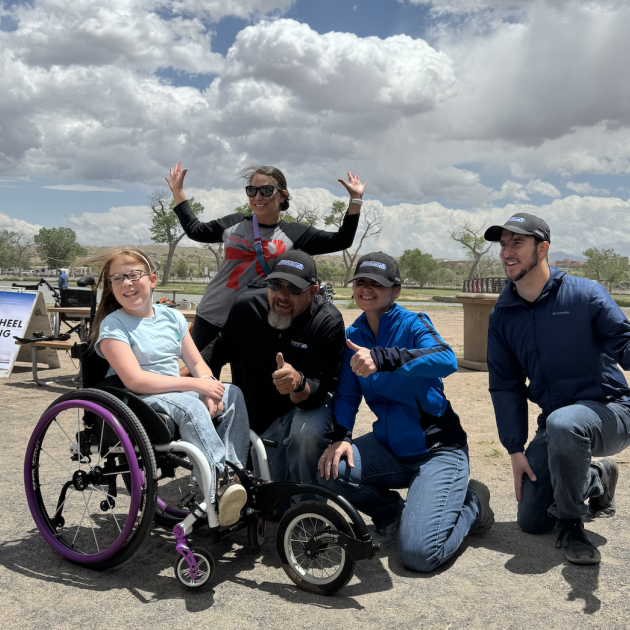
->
xmin=174 ymin=200 xmax=360 ymax=327
xmin=201 ymin=289 xmax=346 ymax=435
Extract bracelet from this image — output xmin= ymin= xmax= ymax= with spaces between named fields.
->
xmin=349 ymin=197 xmax=363 ymax=206
xmin=199 ymin=375 xmax=216 ymax=380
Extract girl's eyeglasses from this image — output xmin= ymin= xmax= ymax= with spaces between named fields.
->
xmin=108 ymin=270 xmax=149 ymax=286
xmin=245 ymin=185 xmax=283 ymax=198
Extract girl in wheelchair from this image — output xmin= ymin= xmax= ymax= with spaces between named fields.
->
xmin=90 ymin=247 xmax=250 ymax=527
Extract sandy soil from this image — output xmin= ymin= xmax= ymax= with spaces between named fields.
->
xmin=1 ymin=309 xmax=629 ymax=629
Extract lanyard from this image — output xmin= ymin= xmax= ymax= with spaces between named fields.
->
xmin=252 ymin=214 xmax=271 ymax=276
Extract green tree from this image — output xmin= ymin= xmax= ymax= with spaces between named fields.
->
xmin=235 ymin=203 xmax=253 ymax=215
xmin=317 ymin=260 xmax=346 ymax=283
xmin=583 ymin=247 xmax=629 ymax=291
xmin=450 ymin=222 xmax=494 ymax=279
xmin=149 ymin=190 xmax=203 ymax=286
xmin=174 ymin=258 xmax=188 ymax=278
xmin=34 ymin=227 xmax=87 ymax=270
xmin=0 ymin=229 xmax=17 ymax=270
xmin=324 ymin=201 xmax=382 ymax=286
xmin=13 ymin=232 xmax=34 ymax=276
xmin=399 ymin=249 xmax=439 ymax=288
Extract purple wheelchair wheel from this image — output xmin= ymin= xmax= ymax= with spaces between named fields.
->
xmin=24 ymin=392 xmax=157 ymax=569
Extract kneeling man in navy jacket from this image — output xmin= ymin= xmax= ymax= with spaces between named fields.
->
xmin=485 ymin=213 xmax=630 ymax=565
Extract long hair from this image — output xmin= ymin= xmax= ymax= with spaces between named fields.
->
xmin=237 ymin=165 xmax=292 ymax=211
xmin=87 ymin=247 xmax=156 ymax=351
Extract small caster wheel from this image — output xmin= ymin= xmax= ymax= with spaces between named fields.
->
xmin=100 ymin=498 xmax=115 ymax=511
xmin=248 ymin=515 xmax=266 ymax=550
xmin=174 ymin=548 xmax=215 ymax=588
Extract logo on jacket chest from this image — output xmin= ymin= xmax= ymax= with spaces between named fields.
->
xmin=552 ymin=311 xmax=570 ymax=315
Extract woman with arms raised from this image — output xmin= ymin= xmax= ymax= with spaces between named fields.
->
xmin=165 ymin=162 xmax=365 ymax=351
xmin=317 ymin=252 xmax=494 ymax=572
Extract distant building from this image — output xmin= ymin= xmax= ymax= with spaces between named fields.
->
xmin=550 ymin=259 xmax=584 ymax=268
xmin=144 ymin=252 xmax=157 ymax=258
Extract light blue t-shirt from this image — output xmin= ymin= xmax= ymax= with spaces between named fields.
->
xmin=96 ymin=304 xmax=188 ymax=378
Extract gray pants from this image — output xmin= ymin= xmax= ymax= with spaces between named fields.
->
xmin=518 ymin=400 xmax=630 ymax=533
xmin=141 ymin=384 xmax=250 ymax=502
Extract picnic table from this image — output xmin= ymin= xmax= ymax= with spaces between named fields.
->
xmin=14 ymin=338 xmax=79 ymax=386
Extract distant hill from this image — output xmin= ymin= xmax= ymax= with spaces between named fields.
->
xmin=548 ymin=251 xmax=586 ymax=262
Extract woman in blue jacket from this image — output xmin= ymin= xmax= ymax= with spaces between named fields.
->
xmin=318 ymin=252 xmax=494 ymax=572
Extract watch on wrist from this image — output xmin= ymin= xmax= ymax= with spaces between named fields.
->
xmin=349 ymin=197 xmax=363 ymax=206
xmin=294 ymin=371 xmax=307 ymax=393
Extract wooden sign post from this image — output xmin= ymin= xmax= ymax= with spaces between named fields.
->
xmin=0 ymin=290 xmax=60 ymax=379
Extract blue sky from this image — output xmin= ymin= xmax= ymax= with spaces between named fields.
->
xmin=2 ymin=0 xmax=630 ymax=258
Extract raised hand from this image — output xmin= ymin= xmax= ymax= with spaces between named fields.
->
xmin=272 ymin=352 xmax=301 ymax=395
xmin=165 ymin=161 xmax=188 ymax=195
xmin=338 ymin=172 xmax=366 ymax=199
xmin=347 ymin=338 xmax=377 ymax=378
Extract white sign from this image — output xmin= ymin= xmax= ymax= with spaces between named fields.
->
xmin=0 ymin=291 xmax=36 ymax=371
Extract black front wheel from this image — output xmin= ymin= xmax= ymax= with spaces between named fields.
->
xmin=277 ymin=501 xmax=356 ymax=595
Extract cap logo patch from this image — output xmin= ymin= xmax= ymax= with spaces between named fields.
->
xmin=278 ymin=260 xmax=304 ymax=270
xmin=360 ymin=261 xmax=387 ymax=270
xmin=507 ymin=217 xmax=525 ymax=222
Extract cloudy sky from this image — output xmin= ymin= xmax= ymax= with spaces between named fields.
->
xmin=1 ymin=0 xmax=629 ymax=259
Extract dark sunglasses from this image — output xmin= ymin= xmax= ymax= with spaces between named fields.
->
xmin=267 ymin=279 xmax=309 ymax=296
xmin=245 ymin=185 xmax=283 ymax=198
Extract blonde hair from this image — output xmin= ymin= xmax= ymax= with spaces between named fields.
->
xmin=87 ymin=247 xmax=156 ymax=350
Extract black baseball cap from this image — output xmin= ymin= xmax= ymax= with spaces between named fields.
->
xmin=484 ymin=212 xmax=551 ymax=243
xmin=267 ymin=250 xmax=318 ymax=289
xmin=349 ymin=252 xmax=401 ymax=287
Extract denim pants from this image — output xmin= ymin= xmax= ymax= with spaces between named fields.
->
xmin=317 ymin=432 xmax=479 ymax=572
xmin=253 ymin=393 xmax=334 ymax=510
xmin=519 ymin=401 xmax=630 ymax=534
xmin=141 ymin=384 xmax=250 ymax=502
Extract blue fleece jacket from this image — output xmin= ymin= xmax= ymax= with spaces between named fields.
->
xmin=487 ymin=267 xmax=630 ymax=455
xmin=333 ymin=304 xmax=466 ymax=459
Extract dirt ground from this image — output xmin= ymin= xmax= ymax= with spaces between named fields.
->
xmin=1 ymin=309 xmax=629 ymax=630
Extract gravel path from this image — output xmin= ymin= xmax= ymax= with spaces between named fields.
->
xmin=1 ymin=309 xmax=629 ymax=629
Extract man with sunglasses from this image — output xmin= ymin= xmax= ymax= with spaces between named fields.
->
xmin=200 ymin=250 xmax=346 ymax=509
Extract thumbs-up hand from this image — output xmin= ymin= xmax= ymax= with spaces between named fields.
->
xmin=272 ymin=352 xmax=301 ymax=395
xmin=347 ymin=338 xmax=377 ymax=378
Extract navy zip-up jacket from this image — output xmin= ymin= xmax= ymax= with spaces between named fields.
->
xmin=487 ymin=267 xmax=630 ymax=455
xmin=333 ymin=304 xmax=467 ymax=459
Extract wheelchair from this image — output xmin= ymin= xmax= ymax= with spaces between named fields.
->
xmin=24 ymin=345 xmax=375 ymax=594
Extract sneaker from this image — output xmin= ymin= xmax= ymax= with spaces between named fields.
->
xmin=371 ymin=499 xmax=404 ymax=549
xmin=589 ymin=457 xmax=619 ymax=518
xmin=555 ymin=518 xmax=601 ymax=565
xmin=216 ymin=473 xmax=247 ymax=526
xmin=468 ymin=479 xmax=495 ymax=535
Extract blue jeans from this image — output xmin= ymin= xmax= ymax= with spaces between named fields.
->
xmin=253 ymin=394 xmax=333 ymax=509
xmin=519 ymin=401 xmax=630 ymax=533
xmin=317 ymin=432 xmax=479 ymax=572
xmin=141 ymin=384 xmax=250 ymax=502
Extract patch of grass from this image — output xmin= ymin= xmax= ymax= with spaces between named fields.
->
xmin=477 ymin=439 xmax=497 ymax=446
xmin=485 ymin=448 xmax=503 ymax=458
xmin=344 ymin=298 xmax=358 ymax=309
xmin=614 ymin=296 xmax=630 ymax=308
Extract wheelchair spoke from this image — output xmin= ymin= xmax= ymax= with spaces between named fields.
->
xmin=96 ymin=421 xmax=105 ymax=467
xmin=40 ymin=448 xmax=74 ymax=477
xmin=99 ymin=485 xmax=122 ymax=534
xmin=52 ymin=418 xmax=75 ymax=446
xmin=100 ymin=441 xmax=122 ymax=462
xmin=81 ymin=489 xmax=100 ymax=553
